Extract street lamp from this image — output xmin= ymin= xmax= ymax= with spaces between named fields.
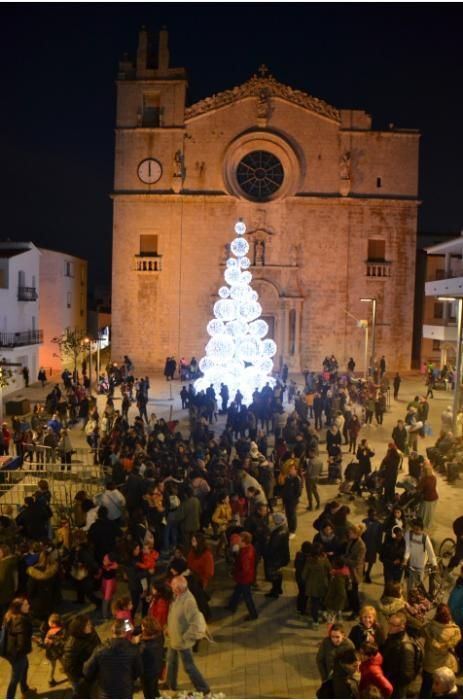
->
xmin=345 ymin=309 xmax=369 ymax=379
xmin=360 ymin=297 xmax=377 ymax=376
xmin=83 ymin=337 xmax=92 ymax=387
xmin=438 ymin=296 xmax=463 ymax=433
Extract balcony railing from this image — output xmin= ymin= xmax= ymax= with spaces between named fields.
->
xmin=0 ymin=330 xmax=43 ymax=347
xmin=134 ymin=255 xmax=163 ymax=273
xmin=365 ymin=260 xmax=392 ymax=278
xmin=17 ymin=286 xmax=38 ymax=301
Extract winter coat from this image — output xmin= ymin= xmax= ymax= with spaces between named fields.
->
xmin=83 ymin=637 xmax=143 ymax=699
xmin=349 ymin=622 xmax=385 ymax=651
xmin=344 ymin=536 xmax=366 ymax=584
xmin=187 ymin=548 xmax=215 ymax=589
xmin=4 ymin=614 xmax=33 ymax=661
xmin=88 ymin=518 xmax=121 ymax=564
xmin=0 ymin=554 xmax=18 ymax=605
xmin=324 ymin=566 xmax=349 ymax=612
xmin=381 ymin=630 xmax=419 ymax=697
xmin=282 ymin=474 xmax=302 ymax=504
xmin=167 ymin=589 xmax=206 ymax=650
xmin=313 ymin=531 xmax=344 ymax=559
xmin=233 ymin=543 xmax=256 ymax=585
xmin=177 ymin=496 xmax=201 ymax=537
xmin=359 ymin=652 xmax=393 ymax=698
xmin=264 ymin=525 xmax=290 ymax=574
xmin=448 ymin=580 xmax=463 ymax=627
xmin=377 ymin=595 xmax=424 ymax=638
xmin=423 ymin=619 xmax=461 ymax=673
xmin=316 ymin=636 xmax=355 ymax=681
xmin=26 ymin=559 xmax=60 ymax=620
xmin=332 ymin=659 xmax=360 ymax=699
xmin=62 ymin=630 xmax=101 ymax=683
xmin=362 ymin=518 xmax=383 ymax=564
xmin=302 ymin=555 xmax=330 ymax=599
xmin=212 ymin=502 xmax=232 ymax=531
xmin=140 ymin=634 xmax=164 ymax=679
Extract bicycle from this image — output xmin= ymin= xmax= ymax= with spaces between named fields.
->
xmin=438 ymin=536 xmax=457 ymax=566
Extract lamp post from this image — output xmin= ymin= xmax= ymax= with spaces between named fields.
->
xmin=438 ymin=296 xmax=463 ymax=433
xmin=357 ymin=320 xmax=369 ymax=379
xmin=360 ymin=297 xmax=377 ymax=376
xmin=83 ymin=337 xmax=92 ymax=387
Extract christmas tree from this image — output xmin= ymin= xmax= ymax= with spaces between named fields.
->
xmin=194 ymin=219 xmax=277 ymax=406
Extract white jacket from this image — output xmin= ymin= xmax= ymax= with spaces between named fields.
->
xmin=404 ymin=531 xmax=437 ymax=571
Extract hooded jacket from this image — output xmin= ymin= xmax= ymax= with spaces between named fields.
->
xmin=83 ymin=637 xmax=143 ymax=699
xmin=359 ymin=652 xmax=393 ymax=698
xmin=423 ymin=618 xmax=461 ymax=672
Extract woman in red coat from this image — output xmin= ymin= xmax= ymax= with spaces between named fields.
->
xmin=417 ymin=460 xmax=438 ymax=530
xmin=359 ymin=642 xmax=393 ymax=698
xmin=147 ymin=581 xmax=172 ymax=631
xmin=227 ymin=532 xmax=258 ymax=621
xmin=187 ymin=533 xmax=215 ymax=590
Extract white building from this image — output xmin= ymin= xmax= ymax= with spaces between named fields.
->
xmin=0 ymin=242 xmax=42 ymax=395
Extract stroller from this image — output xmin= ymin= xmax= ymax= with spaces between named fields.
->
xmin=338 ymin=461 xmax=363 ymax=500
xmin=396 ymin=476 xmax=422 ymax=519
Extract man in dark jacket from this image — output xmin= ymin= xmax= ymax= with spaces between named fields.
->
xmin=381 ymin=612 xmax=420 ymax=698
xmin=83 ymin=619 xmax=143 ymax=699
xmin=264 ymin=512 xmax=290 ymax=598
xmin=282 ymin=465 xmax=302 ymax=537
xmin=16 ymin=496 xmax=52 ymax=541
xmin=380 ymin=443 xmax=402 ymax=505
xmin=392 ymin=420 xmax=408 ymax=454
xmin=87 ymin=506 xmax=121 ymax=564
xmin=332 ymin=647 xmax=360 ymax=699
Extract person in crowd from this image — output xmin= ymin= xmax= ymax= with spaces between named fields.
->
xmin=349 ymin=605 xmax=385 ymax=651
xmin=263 ymin=512 xmax=290 ymax=599
xmin=431 ymin=666 xmax=459 ymax=699
xmin=38 ymin=612 xmax=66 ymax=687
xmin=344 ymin=524 xmax=367 ymax=619
xmin=166 ymin=575 xmax=210 ymax=695
xmin=417 ymin=460 xmax=439 ymax=531
xmin=0 ymin=544 xmax=19 ymax=621
xmin=136 ymin=616 xmax=164 ymax=699
xmin=187 ymin=533 xmax=215 ymax=591
xmin=324 ymin=555 xmax=350 ymax=623
xmin=381 ymin=611 xmax=423 ymax=699
xmin=301 ymin=542 xmax=330 ymax=630
xmin=227 ymin=531 xmax=258 ymax=621
xmin=147 ymin=580 xmax=172 ymax=631
xmin=359 ymin=641 xmax=393 ymax=698
xmin=62 ymin=614 xmax=101 ymax=698
xmin=316 ymin=623 xmax=355 ymax=682
xmin=380 ymin=526 xmax=406 ymax=585
xmin=332 ymin=647 xmax=360 ymax=699
xmin=83 ymin=619 xmax=142 ymax=699
xmin=304 ymin=449 xmax=322 ymax=511
xmin=404 ymin=517 xmax=438 ymax=593
xmin=362 ymin=508 xmax=383 ymax=584
xmin=281 ymin=463 xmax=302 ymax=538
xmin=294 ymin=541 xmax=312 ymax=615
xmin=2 ymin=597 xmax=36 ymax=699
xmin=420 ymin=604 xmax=461 ymax=698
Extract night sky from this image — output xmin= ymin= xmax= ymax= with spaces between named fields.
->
xmin=1 ymin=3 xmax=462 ymax=290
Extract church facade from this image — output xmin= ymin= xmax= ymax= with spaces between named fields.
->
xmin=111 ymin=29 xmax=420 ymax=373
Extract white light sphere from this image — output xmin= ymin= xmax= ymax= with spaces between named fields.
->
xmin=241 ymin=270 xmax=252 ymax=284
xmin=250 ymin=290 xmax=259 ymax=301
xmin=230 ymin=283 xmax=251 ymax=302
xmin=226 ymin=257 xmax=238 ymax=268
xmin=249 ymin=319 xmax=269 ymax=339
xmin=198 ymin=356 xmax=216 ymax=373
xmin=218 ymin=286 xmax=230 ymax=299
xmin=224 ymin=266 xmax=242 ymax=285
xmin=225 ymin=319 xmax=248 ymax=338
xmin=256 ymin=357 xmax=274 ymax=374
xmin=213 ymin=299 xmax=237 ymax=322
xmin=230 ymin=237 xmax=249 ymax=257
xmin=234 ymin=221 xmax=247 ymax=235
xmin=236 ymin=337 xmax=261 ymax=363
xmin=262 ymin=338 xmax=277 ymax=357
xmin=238 ymin=300 xmax=262 ymax=322
xmin=207 ymin=319 xmax=225 ymax=336
xmin=239 ymin=256 xmax=251 ymax=269
xmin=206 ymin=333 xmax=235 ymax=360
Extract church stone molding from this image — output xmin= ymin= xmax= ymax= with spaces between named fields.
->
xmin=185 ymin=67 xmax=341 ymax=123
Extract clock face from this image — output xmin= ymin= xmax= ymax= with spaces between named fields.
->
xmin=137 ymin=158 xmax=162 ymax=184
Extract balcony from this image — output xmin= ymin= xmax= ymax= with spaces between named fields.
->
xmin=134 ymin=254 xmax=163 ymax=273
xmin=365 ymin=260 xmax=392 ymax=278
xmin=0 ymin=330 xmax=43 ymax=347
xmin=17 ymin=286 xmax=38 ymax=301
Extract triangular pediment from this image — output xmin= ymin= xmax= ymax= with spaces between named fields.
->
xmin=185 ymin=65 xmax=340 ymax=122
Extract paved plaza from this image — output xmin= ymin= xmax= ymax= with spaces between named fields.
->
xmin=0 ymin=371 xmax=462 ymax=699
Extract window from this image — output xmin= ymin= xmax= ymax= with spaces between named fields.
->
xmin=376 ymin=177 xmax=382 ymax=188
xmin=236 ymin=151 xmax=284 ymax=201
xmin=64 ymin=261 xmax=74 ymax=277
xmin=433 ymin=303 xmax=444 ymax=319
xmin=367 ymin=239 xmax=386 ymax=261
xmin=67 ymin=292 xmax=72 ymax=309
xmin=142 ymin=93 xmax=161 ymax=127
xmin=139 ymin=235 xmax=159 ymax=256
xmin=432 ymin=339 xmax=441 ymax=351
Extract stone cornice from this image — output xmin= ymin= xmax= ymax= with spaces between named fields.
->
xmin=185 ymin=68 xmax=340 ymax=122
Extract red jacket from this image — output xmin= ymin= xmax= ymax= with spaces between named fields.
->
xmin=233 ymin=543 xmax=256 ymax=585
xmin=359 ymin=652 xmax=393 ymax=698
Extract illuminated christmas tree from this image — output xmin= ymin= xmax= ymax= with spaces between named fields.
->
xmin=194 ymin=220 xmax=277 ymax=406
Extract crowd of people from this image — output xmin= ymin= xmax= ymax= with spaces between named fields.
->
xmin=0 ymin=353 xmax=462 ymax=699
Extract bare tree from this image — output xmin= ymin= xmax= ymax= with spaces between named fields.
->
xmin=52 ymin=327 xmax=87 ymax=375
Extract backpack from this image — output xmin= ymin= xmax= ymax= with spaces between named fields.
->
xmin=0 ymin=621 xmax=8 ymax=658
xmin=316 ymin=677 xmax=334 ymax=699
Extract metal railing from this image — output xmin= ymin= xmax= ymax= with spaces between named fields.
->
xmin=0 ymin=330 xmax=43 ymax=347
xmin=17 ymin=286 xmax=38 ymax=301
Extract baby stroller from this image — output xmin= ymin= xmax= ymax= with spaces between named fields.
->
xmin=396 ymin=476 xmax=422 ymax=519
xmin=338 ymin=461 xmax=363 ymax=500
xmin=363 ymin=470 xmax=384 ymax=508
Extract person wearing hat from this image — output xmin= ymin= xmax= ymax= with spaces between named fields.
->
xmin=263 ymin=512 xmax=290 ymax=598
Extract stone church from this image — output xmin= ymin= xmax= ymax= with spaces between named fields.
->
xmin=111 ymin=28 xmax=419 ymax=373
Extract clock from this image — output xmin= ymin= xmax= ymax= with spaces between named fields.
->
xmin=137 ymin=158 xmax=162 ymax=184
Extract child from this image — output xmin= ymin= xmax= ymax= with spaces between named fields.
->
xmin=40 ymin=613 xmax=66 ymax=686
xmin=136 ymin=542 xmax=160 ymax=610
xmin=101 ymin=552 xmax=119 ymax=619
xmin=324 ymin=555 xmax=350 ymax=623
xmin=112 ymin=595 xmax=134 ymax=624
